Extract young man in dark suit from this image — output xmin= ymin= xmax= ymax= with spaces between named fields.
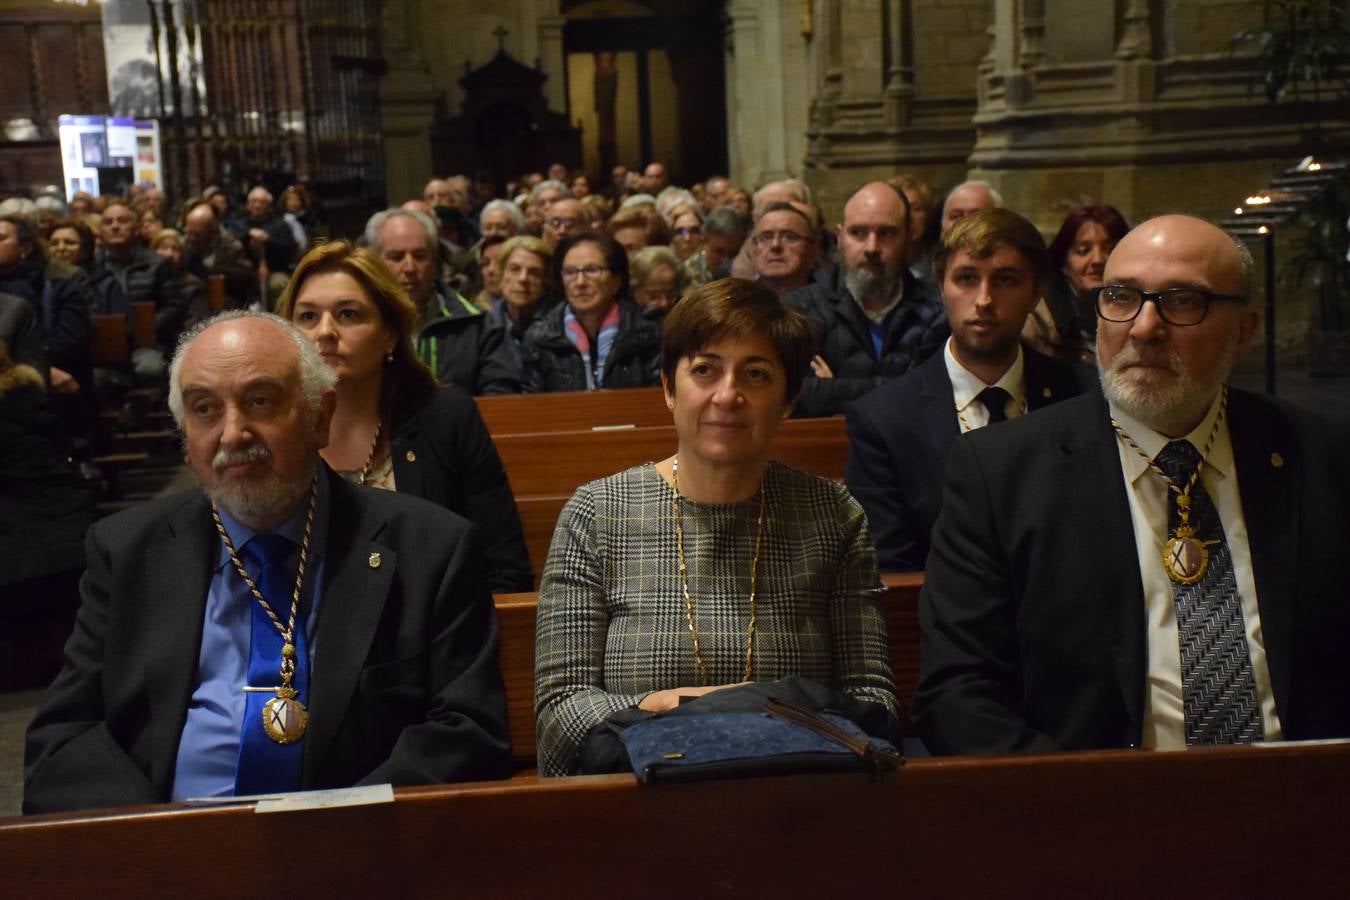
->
xmin=912 ymin=215 xmax=1350 ymax=755
xmin=845 ymin=207 xmax=1096 ymax=571
xmin=25 ymin=312 xmax=511 ymax=813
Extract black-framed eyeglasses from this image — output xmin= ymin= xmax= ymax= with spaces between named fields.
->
xmin=1093 ymin=285 xmax=1246 ymax=327
xmin=561 ymin=264 xmax=610 ymax=281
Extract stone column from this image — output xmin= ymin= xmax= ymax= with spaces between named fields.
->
xmin=380 ymin=0 xmax=441 ymax=202
xmin=882 ymin=0 xmax=914 ymax=128
xmin=537 ymin=13 xmax=566 ymax=114
xmin=1018 ymin=0 xmax=1044 ymax=68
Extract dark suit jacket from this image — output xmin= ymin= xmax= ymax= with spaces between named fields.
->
xmin=845 ymin=346 xmax=1096 ymax=571
xmin=23 ymin=469 xmax=512 ymax=814
xmin=911 ymin=388 xmax=1350 ymax=755
xmin=390 ymin=385 xmax=534 ymax=593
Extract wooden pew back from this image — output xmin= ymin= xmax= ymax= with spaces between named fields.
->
xmin=129 ymin=301 xmax=156 ymax=350
xmin=90 ymin=314 xmax=130 ymax=365
xmin=475 ymin=386 xmax=670 ymax=434
xmin=494 ymin=416 xmax=847 ymax=499
xmin=494 ymin=572 xmax=921 ymax=765
xmin=9 ymin=738 xmax=1347 ymax=897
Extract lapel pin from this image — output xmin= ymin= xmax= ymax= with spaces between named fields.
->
xmin=1270 ymin=452 xmax=1284 ymax=468
xmin=1042 ymin=387 xmax=1052 ymax=398
xmin=405 ymin=450 xmax=417 ymax=462
xmin=368 ymin=552 xmax=382 ymax=569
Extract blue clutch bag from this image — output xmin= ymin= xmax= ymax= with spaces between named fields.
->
xmin=620 ymin=697 xmax=903 ymax=784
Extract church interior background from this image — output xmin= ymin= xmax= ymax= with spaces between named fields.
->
xmin=0 ymin=0 xmax=1347 ymax=366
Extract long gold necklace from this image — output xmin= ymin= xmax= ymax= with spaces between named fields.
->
xmin=356 ymin=421 xmax=383 ymax=485
xmin=671 ymin=457 xmax=766 ymax=685
xmin=211 ymin=478 xmax=316 ymax=744
xmin=1110 ymin=386 xmax=1227 ymax=585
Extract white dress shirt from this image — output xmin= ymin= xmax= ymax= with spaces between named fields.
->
xmin=1108 ymin=391 xmax=1282 ymax=748
xmin=945 ymin=338 xmax=1025 ymax=433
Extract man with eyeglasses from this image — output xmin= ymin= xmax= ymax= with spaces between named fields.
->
xmin=543 ymin=198 xmax=588 ymax=249
xmin=913 ymin=214 xmax=1350 ymax=756
xmin=845 ymin=209 xmax=1096 ymax=572
xmin=750 ymin=202 xmax=820 ymax=299
xmin=785 ymin=181 xmax=948 ymax=418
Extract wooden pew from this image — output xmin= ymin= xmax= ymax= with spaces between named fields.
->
xmin=475 ymin=386 xmax=670 ymax=435
xmin=7 ymin=742 xmax=1349 ymax=896
xmin=516 ymin=494 xmax=568 ymax=586
xmin=90 ymin=314 xmax=130 ymax=366
xmin=129 ymin=301 xmax=156 ymax=349
xmin=494 ymin=416 xmax=848 ymax=499
xmin=493 ymin=572 xmax=922 ymax=766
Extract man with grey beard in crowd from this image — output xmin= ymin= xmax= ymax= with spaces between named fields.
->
xmin=25 ymin=311 xmax=510 ymax=813
xmin=784 ymin=181 xmax=947 ymax=417
xmin=913 ymin=214 xmax=1350 ymax=757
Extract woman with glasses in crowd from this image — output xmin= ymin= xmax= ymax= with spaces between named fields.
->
xmin=534 ymin=277 xmax=898 ymax=776
xmin=277 ymin=240 xmax=533 ymax=593
xmin=520 ymin=232 xmax=661 ymax=392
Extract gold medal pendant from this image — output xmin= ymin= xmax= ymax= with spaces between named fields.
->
xmin=1162 ymin=524 xmax=1209 ymax=585
xmin=262 ymin=686 xmax=309 ymax=744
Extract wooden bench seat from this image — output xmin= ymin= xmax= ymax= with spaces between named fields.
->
xmin=493 ymin=571 xmax=922 ymax=766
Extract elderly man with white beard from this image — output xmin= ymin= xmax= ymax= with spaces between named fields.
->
xmin=911 ymin=214 xmax=1350 ymax=756
xmin=25 ymin=311 xmax=511 ymax=813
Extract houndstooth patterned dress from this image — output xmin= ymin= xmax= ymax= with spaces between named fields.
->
xmin=534 ymin=461 xmax=898 ymax=775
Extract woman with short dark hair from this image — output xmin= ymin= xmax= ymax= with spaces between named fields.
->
xmin=534 ymin=277 xmax=898 ymax=776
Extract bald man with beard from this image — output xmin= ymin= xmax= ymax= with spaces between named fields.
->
xmin=785 ymin=181 xmax=947 ymax=417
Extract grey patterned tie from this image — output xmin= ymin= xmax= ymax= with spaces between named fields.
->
xmin=978 ymin=386 xmax=1011 ymax=425
xmin=1154 ymin=440 xmax=1264 ymax=745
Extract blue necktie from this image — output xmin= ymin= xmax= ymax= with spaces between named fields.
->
xmin=234 ymin=532 xmax=308 ymax=795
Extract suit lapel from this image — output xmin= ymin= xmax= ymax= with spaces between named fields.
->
xmin=1228 ymin=390 xmax=1297 ymax=717
xmin=303 ymin=476 xmax=395 ymax=779
xmin=1057 ymin=392 xmax=1147 ymax=732
xmin=917 ymin=351 xmax=960 ymax=459
xmin=140 ymin=494 xmax=216 ymax=786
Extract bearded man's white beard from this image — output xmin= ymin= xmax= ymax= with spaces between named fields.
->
xmin=206 ymin=443 xmax=313 ymax=528
xmin=1098 ymin=339 xmax=1238 ymax=436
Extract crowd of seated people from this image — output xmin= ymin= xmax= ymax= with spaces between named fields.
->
xmin=7 ymin=159 xmax=1350 ymax=820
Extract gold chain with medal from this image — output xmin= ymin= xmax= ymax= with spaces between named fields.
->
xmin=1110 ymin=385 xmax=1227 ymax=586
xmin=211 ymin=478 xmax=316 ymax=744
xmin=671 ymin=457 xmax=766 ymax=685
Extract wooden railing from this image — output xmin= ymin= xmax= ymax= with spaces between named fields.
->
xmin=5 ymin=741 xmax=1347 ymax=895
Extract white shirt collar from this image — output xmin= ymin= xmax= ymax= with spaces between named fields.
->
xmin=1108 ymin=388 xmax=1233 ymax=485
xmin=944 ymin=338 xmax=1026 ymax=414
